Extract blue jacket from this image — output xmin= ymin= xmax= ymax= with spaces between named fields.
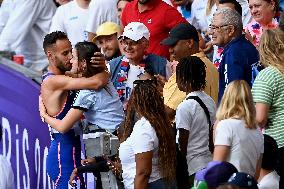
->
xmin=109 ymin=54 xmax=167 ymax=87
xmin=218 ymin=35 xmax=260 ymax=102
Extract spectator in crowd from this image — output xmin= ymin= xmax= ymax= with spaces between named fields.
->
xmin=209 ymin=8 xmax=259 ymax=102
xmin=86 ymin=0 xmax=119 ymax=41
xmin=121 ymin=0 xmax=187 ymax=58
xmin=93 ymin=22 xmax=122 ymax=61
xmin=119 ymin=80 xmax=176 ymax=189
xmin=219 ymin=0 xmax=243 ymax=15
xmin=171 ymin=0 xmax=192 ymax=23
xmin=109 ymin=22 xmax=170 ymax=109
xmin=0 ymin=0 xmax=56 ymax=73
xmin=245 ymin=0 xmax=279 ymax=46
xmin=50 ymin=0 xmax=90 ymax=46
xmin=191 ymin=0 xmax=248 ymax=52
xmin=117 ymin=0 xmax=132 ymax=21
xmin=258 ymin=134 xmax=279 ymax=189
xmin=252 ymin=28 xmax=284 ymax=188
xmin=175 ymin=56 xmax=216 ymax=187
xmin=41 ymin=31 xmax=108 ymax=189
xmin=195 ymin=161 xmax=238 ymax=189
xmin=0 ymin=124 xmax=14 ymax=189
xmin=225 ymin=172 xmax=259 ymax=189
xmin=161 ymin=23 xmax=218 ymax=121
xmin=214 ymin=80 xmax=263 ymax=177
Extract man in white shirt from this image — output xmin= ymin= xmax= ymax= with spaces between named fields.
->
xmin=175 ymin=56 xmax=216 ymax=187
xmin=258 ymin=134 xmax=280 ymax=189
xmin=0 ymin=0 xmax=56 ymax=73
xmin=50 ymin=0 xmax=90 ymax=46
xmin=86 ymin=0 xmax=119 ymax=41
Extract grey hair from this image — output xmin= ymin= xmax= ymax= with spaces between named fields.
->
xmin=215 ymin=8 xmax=243 ymax=34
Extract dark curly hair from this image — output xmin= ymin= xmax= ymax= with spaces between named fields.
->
xmin=43 ymin=31 xmax=68 ymax=54
xmin=123 ymin=83 xmax=176 ymax=182
xmin=176 ymin=56 xmax=207 ymax=92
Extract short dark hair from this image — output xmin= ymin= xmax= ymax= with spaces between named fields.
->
xmin=74 ymin=41 xmax=102 ymax=77
xmin=176 ymin=56 xmax=206 ymax=92
xmin=219 ymin=0 xmax=242 ymax=16
xmin=262 ymin=134 xmax=278 ymax=170
xmin=43 ymin=31 xmax=68 ymax=54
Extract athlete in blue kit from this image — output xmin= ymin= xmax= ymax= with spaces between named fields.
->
xmin=41 ymin=31 xmax=108 ymax=188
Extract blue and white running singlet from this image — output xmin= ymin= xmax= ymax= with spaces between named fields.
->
xmin=42 ymin=72 xmax=85 ymax=189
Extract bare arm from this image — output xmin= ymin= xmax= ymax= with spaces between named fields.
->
xmin=39 ymin=97 xmax=83 ymax=133
xmin=255 ymin=103 xmax=270 ymax=128
xmin=134 ymin=151 xmax=153 ymax=189
xmin=213 ymin=145 xmax=230 ymax=161
xmin=178 ymin=128 xmax=189 ymax=157
xmin=43 ymin=71 xmax=109 ymax=91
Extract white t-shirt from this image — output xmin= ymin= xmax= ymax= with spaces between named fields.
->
xmin=258 ymin=170 xmax=280 ymax=189
xmin=119 ymin=117 xmax=161 ymax=189
xmin=176 ymin=91 xmax=216 ymax=176
xmin=85 ymin=0 xmax=119 ymax=34
xmin=0 ymin=155 xmax=14 ymax=189
xmin=49 ymin=0 xmax=89 ymax=46
xmin=0 ymin=0 xmax=56 ymax=71
xmin=215 ymin=119 xmax=264 ymax=176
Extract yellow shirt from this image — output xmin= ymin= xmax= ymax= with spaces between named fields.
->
xmin=163 ymin=52 xmax=219 ymax=110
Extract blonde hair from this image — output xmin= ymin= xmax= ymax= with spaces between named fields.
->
xmin=259 ymin=29 xmax=284 ymax=74
xmin=216 ymin=80 xmax=257 ymax=129
xmin=206 ymin=0 xmax=216 ymax=15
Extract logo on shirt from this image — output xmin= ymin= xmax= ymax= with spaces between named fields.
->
xmin=69 ymin=16 xmax=78 ymax=21
xmin=148 ymin=19 xmax=152 ymax=24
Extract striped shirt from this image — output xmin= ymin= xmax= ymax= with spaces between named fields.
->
xmin=252 ymin=66 xmax=284 ymax=148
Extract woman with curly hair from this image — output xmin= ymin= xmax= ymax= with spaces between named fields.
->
xmin=214 ymin=80 xmax=263 ymax=178
xmin=119 ymin=81 xmax=176 ymax=189
xmin=252 ymin=28 xmax=284 ymax=188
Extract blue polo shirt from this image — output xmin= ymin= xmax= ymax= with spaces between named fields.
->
xmin=218 ymin=34 xmax=260 ymax=102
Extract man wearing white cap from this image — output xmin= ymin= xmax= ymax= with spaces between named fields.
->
xmin=92 ymin=22 xmax=122 ymax=61
xmin=109 ymin=22 xmax=170 ymax=109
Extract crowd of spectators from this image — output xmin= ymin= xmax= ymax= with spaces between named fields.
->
xmin=0 ymin=0 xmax=284 ymax=189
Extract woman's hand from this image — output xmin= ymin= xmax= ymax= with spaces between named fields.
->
xmin=69 ymin=168 xmax=78 ymax=187
xmin=91 ymin=52 xmax=107 ymax=69
xmin=107 ymin=158 xmax=122 ymax=178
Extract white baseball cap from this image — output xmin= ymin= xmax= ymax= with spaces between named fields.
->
xmin=119 ymin=22 xmax=150 ymax=41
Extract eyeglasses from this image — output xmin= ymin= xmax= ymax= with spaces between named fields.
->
xmin=120 ymin=39 xmax=142 ymax=47
xmin=208 ymin=24 xmax=230 ymax=31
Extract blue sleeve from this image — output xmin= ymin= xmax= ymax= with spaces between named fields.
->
xmin=72 ymin=90 xmax=96 ymax=111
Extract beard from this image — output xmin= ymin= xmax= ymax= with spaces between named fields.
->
xmin=55 ymin=56 xmax=71 ymax=73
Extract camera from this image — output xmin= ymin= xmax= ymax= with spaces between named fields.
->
xmin=83 ymin=132 xmax=119 ymax=158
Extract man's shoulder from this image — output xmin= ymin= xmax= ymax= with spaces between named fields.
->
xmin=109 ymin=56 xmax=123 ymax=66
xmin=228 ymin=35 xmax=257 ymax=53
